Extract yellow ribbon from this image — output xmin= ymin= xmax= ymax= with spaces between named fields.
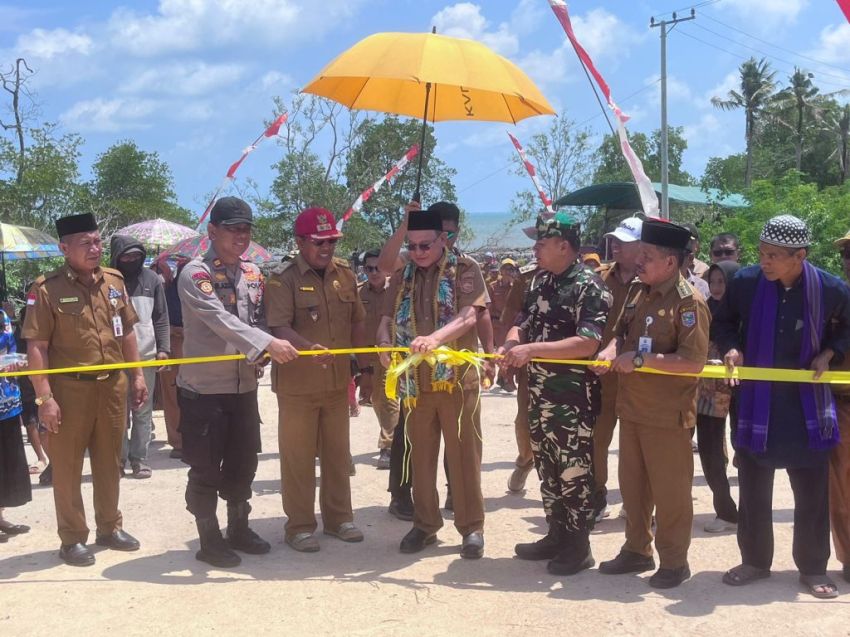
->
xmin=2 ymin=346 xmax=850 ymax=386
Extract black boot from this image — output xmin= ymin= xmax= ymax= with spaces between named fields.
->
xmin=546 ymin=530 xmax=595 ymax=575
xmin=515 ymin=521 xmax=565 ymax=560
xmin=195 ymin=517 xmax=241 ymax=568
xmin=226 ymin=501 xmax=271 ymax=555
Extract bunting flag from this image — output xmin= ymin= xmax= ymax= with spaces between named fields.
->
xmin=338 ymin=144 xmax=419 ymax=230
xmin=548 ymin=0 xmax=660 ymax=215
xmin=195 ymin=113 xmax=288 ymax=229
xmin=507 ymin=132 xmax=555 ymax=213
xmin=839 ymin=0 xmax=850 ymax=22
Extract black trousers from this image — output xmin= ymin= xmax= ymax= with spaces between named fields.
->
xmin=178 ymin=389 xmax=261 ymax=519
xmin=388 ymin=410 xmax=412 ymax=501
xmin=696 ymin=414 xmax=738 ymax=522
xmin=737 ymin=450 xmax=830 ymax=575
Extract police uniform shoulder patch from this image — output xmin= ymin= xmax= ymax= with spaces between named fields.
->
xmin=676 ymin=278 xmax=694 ymax=299
xmin=679 ymin=304 xmax=697 ymax=328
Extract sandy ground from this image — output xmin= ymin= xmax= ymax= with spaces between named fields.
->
xmin=1 ymin=380 xmax=848 ymax=636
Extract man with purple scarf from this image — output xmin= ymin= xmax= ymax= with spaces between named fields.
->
xmin=715 ymin=214 xmax=850 ymax=599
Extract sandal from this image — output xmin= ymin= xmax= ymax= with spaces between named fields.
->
xmin=799 ymin=574 xmax=839 ymax=599
xmin=722 ymin=564 xmax=771 ymax=586
xmin=29 ymin=460 xmax=47 ymax=475
xmin=286 ymin=532 xmax=320 ymax=553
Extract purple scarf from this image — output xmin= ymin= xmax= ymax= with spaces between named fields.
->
xmin=737 ymin=260 xmax=838 ymax=453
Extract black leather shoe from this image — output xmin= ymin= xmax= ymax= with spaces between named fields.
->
xmin=461 ymin=532 xmax=484 ymax=559
xmin=59 ymin=543 xmax=95 ymax=566
xmin=649 ymin=565 xmax=691 ymax=589
xmin=388 ymin=497 xmax=414 ymax=521
xmin=95 ymin=530 xmax=140 ymax=551
xmin=599 ymin=550 xmax=655 ymax=575
xmin=547 ymin=548 xmax=595 ymax=575
xmin=399 ymin=527 xmax=437 ymax=554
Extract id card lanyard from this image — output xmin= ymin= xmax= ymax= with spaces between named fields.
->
xmin=638 ymin=316 xmax=653 ymax=354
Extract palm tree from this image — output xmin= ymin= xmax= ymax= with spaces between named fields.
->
xmin=771 ymin=68 xmax=820 ymax=171
xmin=832 ymin=103 xmax=850 ymax=184
xmin=712 ymin=57 xmax=777 ymax=187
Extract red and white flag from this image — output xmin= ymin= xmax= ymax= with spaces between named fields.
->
xmin=548 ymin=0 xmax=659 ymax=215
xmin=196 ymin=113 xmax=289 ymax=228
xmin=338 ymin=144 xmax=420 ymax=230
xmin=507 ymin=132 xmax=555 ymax=214
xmin=838 ymin=0 xmax=850 ymax=22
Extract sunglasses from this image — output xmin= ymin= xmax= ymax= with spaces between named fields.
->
xmin=712 ymin=248 xmax=737 ymax=257
xmin=406 ymin=238 xmax=439 ymax=253
xmin=446 ymin=230 xmax=457 ymax=240
xmin=303 ymin=237 xmax=339 ymax=247
xmin=364 ymin=265 xmax=381 ymax=273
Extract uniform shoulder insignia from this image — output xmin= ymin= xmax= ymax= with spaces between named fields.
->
xmin=263 ymin=260 xmax=293 ymax=277
xmin=102 ymin=266 xmax=124 ymax=279
xmin=37 ymin=269 xmax=60 ymax=283
xmin=676 ymin=278 xmax=693 ymax=299
xmin=333 ymin=257 xmax=352 ymax=269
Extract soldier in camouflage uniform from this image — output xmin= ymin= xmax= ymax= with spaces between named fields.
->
xmin=500 ymin=212 xmax=611 ymax=575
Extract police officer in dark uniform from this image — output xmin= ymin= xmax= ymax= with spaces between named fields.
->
xmin=177 ymin=197 xmax=299 ymax=568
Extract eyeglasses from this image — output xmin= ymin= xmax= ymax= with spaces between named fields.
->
xmin=406 ymin=238 xmax=439 ymax=253
xmin=364 ymin=265 xmax=381 ymax=273
xmin=303 ymin=237 xmax=339 ymax=247
xmin=712 ymin=248 xmax=737 ymax=257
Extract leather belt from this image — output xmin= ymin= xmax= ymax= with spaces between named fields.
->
xmin=61 ymin=371 xmax=116 ymax=381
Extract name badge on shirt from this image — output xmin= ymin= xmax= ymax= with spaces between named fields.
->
xmin=638 ymin=336 xmax=653 ymax=354
xmin=112 ymin=315 xmax=124 ymax=337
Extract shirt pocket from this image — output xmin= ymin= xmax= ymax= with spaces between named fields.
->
xmin=294 ymin=291 xmax=321 ymax=325
xmin=649 ymin=313 xmax=678 ymax=354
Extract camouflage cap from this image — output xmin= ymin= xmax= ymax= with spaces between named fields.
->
xmin=535 ymin=211 xmax=580 ymax=241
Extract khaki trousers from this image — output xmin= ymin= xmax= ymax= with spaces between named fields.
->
xmin=278 ymin=390 xmax=352 ymax=536
xmin=593 ymin=374 xmax=619 ymax=496
xmin=829 ymin=398 xmax=850 ymax=565
xmin=158 ymin=326 xmax=183 ymax=450
xmin=51 ymin=373 xmax=127 ymax=545
xmin=372 ymin=366 xmax=400 ymax=450
xmin=619 ymin=419 xmax=694 ymax=569
xmin=514 ymin=369 xmax=533 ymax=467
xmin=408 ymin=389 xmax=484 ymax=537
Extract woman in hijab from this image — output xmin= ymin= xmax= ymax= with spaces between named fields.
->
xmin=696 ymin=260 xmax=740 ymax=534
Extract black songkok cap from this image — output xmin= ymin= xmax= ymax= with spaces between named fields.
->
xmin=407 ymin=210 xmax=443 ymax=232
xmin=640 ymin=217 xmax=691 ymax=250
xmin=55 ymin=213 xmax=98 ymax=238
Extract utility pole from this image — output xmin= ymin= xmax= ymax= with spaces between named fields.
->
xmin=650 ymin=9 xmax=695 ymax=219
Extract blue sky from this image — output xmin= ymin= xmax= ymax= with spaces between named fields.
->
xmin=1 ymin=0 xmax=848 ymax=218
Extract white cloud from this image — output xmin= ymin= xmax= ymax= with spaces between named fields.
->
xmin=718 ymin=0 xmax=808 ymax=24
xmin=14 ymin=27 xmax=93 ymax=60
xmin=683 ymin=113 xmax=722 ymax=145
xmin=61 ymin=98 xmax=159 ymax=132
xmin=806 ymin=22 xmax=850 ymax=67
xmin=643 ymin=73 xmax=696 ymax=107
xmin=108 ymin=0 xmax=361 ymax=57
xmin=119 ymin=62 xmax=246 ymax=97
xmin=703 ymin=71 xmax=739 ymax=104
xmin=432 ymin=3 xmax=519 ymax=56
xmin=259 ymin=70 xmax=294 ymax=92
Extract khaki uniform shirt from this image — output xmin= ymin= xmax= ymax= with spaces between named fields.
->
xmin=265 ymin=254 xmax=365 ymax=396
xmin=359 ymin=279 xmax=389 ymax=367
xmin=500 ymin=267 xmax=535 ymax=328
xmin=615 ymin=273 xmax=710 ymax=428
xmin=177 ymin=248 xmax=272 ymax=395
xmin=486 ymin=279 xmax=512 ymax=321
xmin=383 ymin=251 xmax=487 ymax=391
xmin=22 ymin=264 xmax=139 ymax=369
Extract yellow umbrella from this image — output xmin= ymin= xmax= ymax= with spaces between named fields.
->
xmin=302 ymin=30 xmax=555 ymax=198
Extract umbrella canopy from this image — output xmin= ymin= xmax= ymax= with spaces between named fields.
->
xmin=303 ymin=31 xmax=554 ymax=124
xmin=0 ymin=222 xmax=63 ymax=260
xmin=162 ymin=234 xmax=274 ymax=264
xmin=115 ymin=218 xmax=199 ymax=251
xmin=554 ymin=182 xmax=748 ymax=210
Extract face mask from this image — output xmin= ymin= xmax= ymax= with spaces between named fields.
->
xmin=117 ymin=257 xmax=143 ymax=277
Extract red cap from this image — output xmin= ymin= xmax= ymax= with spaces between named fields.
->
xmin=294 ymin=207 xmax=343 ymax=240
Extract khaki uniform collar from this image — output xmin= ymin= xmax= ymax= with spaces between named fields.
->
xmin=62 ymin=262 xmax=103 ymax=284
xmin=295 ymin=253 xmax=337 ymax=276
xmin=650 ymin=272 xmax=682 ymax=297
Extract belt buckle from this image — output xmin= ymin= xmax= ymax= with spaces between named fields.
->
xmin=96 ymin=372 xmax=110 ymax=381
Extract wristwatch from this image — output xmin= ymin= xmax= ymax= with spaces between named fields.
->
xmin=360 ymin=365 xmax=375 ymax=374
xmin=632 ymin=353 xmax=645 ymax=369
xmin=35 ymin=392 xmax=53 ymax=406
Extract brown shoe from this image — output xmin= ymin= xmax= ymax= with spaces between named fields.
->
xmin=324 ymin=522 xmax=363 ymax=543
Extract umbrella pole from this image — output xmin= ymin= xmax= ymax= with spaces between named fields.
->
xmin=413 ymin=81 xmax=432 ymax=204
xmin=0 ymin=251 xmax=6 ymax=303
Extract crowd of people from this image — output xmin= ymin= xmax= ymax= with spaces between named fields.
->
xmin=1 ymin=196 xmax=849 ymax=600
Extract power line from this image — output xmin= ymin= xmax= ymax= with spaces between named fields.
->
xmin=652 ymin=0 xmax=722 ymax=21
xmin=689 ymin=21 xmax=850 ymax=84
xmin=701 ymin=12 xmax=850 ymax=74
xmin=674 ymin=27 xmax=850 ymax=91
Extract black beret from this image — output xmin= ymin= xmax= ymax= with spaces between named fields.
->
xmin=407 ymin=210 xmax=443 ymax=232
xmin=56 ymin=213 xmax=98 ymax=238
xmin=640 ymin=217 xmax=691 ymax=250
